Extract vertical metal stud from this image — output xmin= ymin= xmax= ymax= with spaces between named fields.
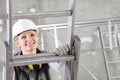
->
xmin=108 ymin=20 xmax=113 ymax=50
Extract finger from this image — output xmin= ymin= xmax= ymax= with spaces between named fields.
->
xmin=53 ymin=48 xmax=60 ymax=55
xmin=63 ymin=44 xmax=69 ymax=55
xmin=62 ymin=45 xmax=67 ymax=55
xmin=59 ymin=47 xmax=65 ymax=55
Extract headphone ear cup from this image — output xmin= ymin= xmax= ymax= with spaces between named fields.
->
xmin=28 ymin=64 xmax=34 ymax=70
xmin=39 ymin=64 xmax=42 ymax=69
xmin=28 ymin=64 xmax=42 ymax=70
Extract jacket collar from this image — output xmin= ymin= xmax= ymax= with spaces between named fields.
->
xmin=16 ymin=48 xmax=41 ymax=55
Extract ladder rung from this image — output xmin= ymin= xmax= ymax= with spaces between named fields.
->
xmin=110 ymin=76 xmax=120 ymax=79
xmin=9 ymin=54 xmax=75 ymax=66
xmin=107 ymin=60 xmax=120 ymax=64
xmin=13 ymin=52 xmax=56 ymax=60
xmin=13 ymin=10 xmax=72 ymax=19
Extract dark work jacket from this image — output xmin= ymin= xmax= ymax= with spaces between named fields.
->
xmin=14 ymin=49 xmax=51 ymax=80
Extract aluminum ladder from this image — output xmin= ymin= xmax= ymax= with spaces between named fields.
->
xmin=98 ymin=21 xmax=120 ymax=80
xmin=3 ymin=0 xmax=80 ymax=80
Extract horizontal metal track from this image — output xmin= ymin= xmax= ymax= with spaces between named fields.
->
xmin=12 ymin=10 xmax=71 ymax=19
xmin=80 ymin=46 xmax=120 ymax=53
xmin=36 ymin=17 xmax=120 ymax=30
xmin=107 ymin=60 xmax=120 ymax=64
xmin=9 ymin=53 xmax=75 ymax=66
xmin=110 ymin=76 xmax=120 ymax=79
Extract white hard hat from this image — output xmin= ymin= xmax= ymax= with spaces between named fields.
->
xmin=12 ymin=19 xmax=39 ymax=41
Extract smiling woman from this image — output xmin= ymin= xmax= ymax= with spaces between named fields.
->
xmin=12 ymin=19 xmax=69 ymax=80
xmin=16 ymin=30 xmax=38 ymax=55
xmin=12 ymin=19 xmax=50 ymax=80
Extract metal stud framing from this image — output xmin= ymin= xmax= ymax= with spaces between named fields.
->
xmin=99 ymin=24 xmax=120 ymax=80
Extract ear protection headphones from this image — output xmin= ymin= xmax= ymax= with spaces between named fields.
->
xmin=28 ymin=64 xmax=42 ymax=70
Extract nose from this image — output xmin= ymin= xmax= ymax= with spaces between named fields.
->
xmin=26 ymin=36 xmax=32 ymax=42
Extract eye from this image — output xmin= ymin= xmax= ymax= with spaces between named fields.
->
xmin=21 ymin=36 xmax=26 ymax=39
xmin=30 ymin=33 xmax=36 ymax=37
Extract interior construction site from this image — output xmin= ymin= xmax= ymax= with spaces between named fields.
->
xmin=0 ymin=0 xmax=120 ymax=80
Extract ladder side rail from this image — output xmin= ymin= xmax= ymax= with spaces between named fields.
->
xmin=98 ymin=27 xmax=111 ymax=80
xmin=67 ymin=0 xmax=75 ymax=50
xmin=3 ymin=41 xmax=13 ymax=80
xmin=6 ymin=0 xmax=13 ymax=80
xmin=72 ymin=35 xmax=81 ymax=80
xmin=6 ymin=0 xmax=12 ymax=52
xmin=66 ymin=0 xmax=76 ymax=80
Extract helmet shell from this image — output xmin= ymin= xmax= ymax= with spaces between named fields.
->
xmin=12 ymin=19 xmax=39 ymax=41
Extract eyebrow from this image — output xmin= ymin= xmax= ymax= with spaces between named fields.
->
xmin=17 ymin=30 xmax=37 ymax=37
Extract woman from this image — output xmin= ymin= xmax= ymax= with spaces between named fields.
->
xmin=12 ymin=19 xmax=69 ymax=80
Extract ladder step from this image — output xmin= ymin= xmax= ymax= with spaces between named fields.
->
xmin=107 ymin=60 xmax=120 ymax=64
xmin=13 ymin=52 xmax=56 ymax=59
xmin=13 ymin=10 xmax=72 ymax=19
xmin=9 ymin=53 xmax=75 ymax=66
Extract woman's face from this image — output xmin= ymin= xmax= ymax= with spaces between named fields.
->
xmin=15 ymin=30 xmax=38 ymax=55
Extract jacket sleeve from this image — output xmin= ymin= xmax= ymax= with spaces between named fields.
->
xmin=14 ymin=67 xmax=20 ymax=80
xmin=48 ymin=69 xmax=52 ymax=80
xmin=42 ymin=64 xmax=51 ymax=80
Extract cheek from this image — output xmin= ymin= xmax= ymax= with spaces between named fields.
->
xmin=35 ymin=37 xmax=38 ymax=46
xmin=16 ymin=40 xmax=25 ymax=48
xmin=15 ymin=40 xmax=21 ymax=47
xmin=36 ymin=37 xmax=38 ymax=44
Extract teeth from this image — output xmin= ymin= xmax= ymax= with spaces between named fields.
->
xmin=27 ymin=45 xmax=33 ymax=46
xmin=26 ymin=44 xmax=33 ymax=46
